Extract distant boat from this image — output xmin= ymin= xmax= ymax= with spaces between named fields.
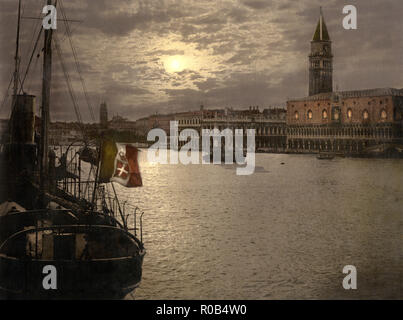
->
xmin=316 ymin=152 xmax=335 ymax=160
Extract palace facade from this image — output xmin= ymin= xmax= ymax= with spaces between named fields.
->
xmin=286 ymin=10 xmax=403 ymax=155
xmin=200 ymin=107 xmax=286 ymax=152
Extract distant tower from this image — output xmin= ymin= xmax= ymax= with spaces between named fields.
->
xmin=309 ymin=8 xmax=333 ymax=96
xmin=100 ymin=102 xmax=108 ymax=129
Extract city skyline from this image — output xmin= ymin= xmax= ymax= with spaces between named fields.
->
xmin=0 ymin=0 xmax=402 ymax=122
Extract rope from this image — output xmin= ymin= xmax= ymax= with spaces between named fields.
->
xmin=26 ymin=51 xmax=40 ymax=93
xmin=19 ymin=27 xmax=43 ymax=94
xmin=2 ymin=1 xmax=44 ymax=119
xmin=0 ymin=75 xmax=14 ymax=114
xmin=59 ymin=0 xmax=96 ymax=123
xmin=53 ymin=33 xmax=85 ymax=132
xmin=23 ymin=0 xmax=46 ymax=69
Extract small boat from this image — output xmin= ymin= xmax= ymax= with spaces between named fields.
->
xmin=316 ymin=152 xmax=335 ymax=160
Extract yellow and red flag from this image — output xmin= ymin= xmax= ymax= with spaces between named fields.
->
xmin=99 ymin=140 xmax=142 ymax=187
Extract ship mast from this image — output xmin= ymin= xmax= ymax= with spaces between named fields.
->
xmin=12 ymin=0 xmax=21 ymax=100
xmin=39 ymin=0 xmax=54 ymax=196
xmin=9 ymin=0 xmax=22 ymax=144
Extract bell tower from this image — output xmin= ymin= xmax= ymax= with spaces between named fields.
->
xmin=309 ymin=8 xmax=333 ymax=96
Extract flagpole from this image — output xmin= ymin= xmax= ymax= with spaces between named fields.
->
xmin=111 ymin=181 xmax=126 ymax=230
xmin=91 ymin=139 xmax=102 ymax=208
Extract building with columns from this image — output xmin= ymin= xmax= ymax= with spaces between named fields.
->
xmin=286 ymin=9 xmax=403 ymax=155
xmin=173 ymin=105 xmax=287 ymax=152
xmin=200 ymin=106 xmax=287 ymax=152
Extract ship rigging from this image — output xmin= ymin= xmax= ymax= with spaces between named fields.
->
xmin=0 ymin=0 xmax=146 ymax=299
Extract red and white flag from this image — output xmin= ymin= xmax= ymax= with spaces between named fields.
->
xmin=100 ymin=141 xmax=143 ymax=188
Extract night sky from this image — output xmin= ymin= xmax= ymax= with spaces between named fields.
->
xmin=0 ymin=0 xmax=402 ymax=122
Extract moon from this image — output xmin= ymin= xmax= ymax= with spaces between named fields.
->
xmin=171 ymin=59 xmax=181 ymax=70
xmin=165 ymin=56 xmax=186 ymax=73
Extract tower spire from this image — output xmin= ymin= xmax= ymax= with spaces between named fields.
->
xmin=320 ymin=7 xmax=323 ymax=40
xmin=309 ymin=7 xmax=333 ymax=96
xmin=313 ymin=8 xmax=330 ymax=41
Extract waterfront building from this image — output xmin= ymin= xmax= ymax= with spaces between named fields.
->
xmin=134 ymin=116 xmax=152 ymax=138
xmin=176 ymin=106 xmax=225 ymax=148
xmin=134 ymin=113 xmax=176 ymax=147
xmin=108 ymin=114 xmax=137 ymax=132
xmin=286 ymin=10 xmax=403 ymax=155
xmin=133 ymin=105 xmax=288 ymax=152
xmin=48 ymin=121 xmax=82 ymax=146
xmin=176 ymin=107 xmax=204 ymax=149
xmin=201 ymin=106 xmax=287 ymax=152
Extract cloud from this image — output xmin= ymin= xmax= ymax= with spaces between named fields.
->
xmin=0 ymin=0 xmax=401 ymax=122
xmin=241 ymin=0 xmax=273 ymax=10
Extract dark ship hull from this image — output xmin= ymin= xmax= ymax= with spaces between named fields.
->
xmin=0 ymin=247 xmax=145 ymax=300
xmin=0 ymin=179 xmax=146 ymax=300
xmin=0 ymin=255 xmax=142 ymax=300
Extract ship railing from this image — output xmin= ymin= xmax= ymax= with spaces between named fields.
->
xmin=94 ymin=189 xmax=145 ymax=245
xmin=0 ymin=224 xmax=142 ymax=260
xmin=56 ymin=180 xmax=96 ymax=200
xmin=52 ymin=145 xmax=146 ymax=244
xmin=52 ymin=143 xmax=99 ymax=205
xmin=124 ymin=204 xmax=145 ymax=244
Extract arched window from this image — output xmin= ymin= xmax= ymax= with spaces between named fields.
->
xmin=294 ymin=111 xmax=299 ymax=120
xmin=380 ymin=109 xmax=387 ymax=120
xmin=322 ymin=109 xmax=328 ymax=119
xmin=307 ymin=110 xmax=313 ymax=120
xmin=362 ymin=110 xmax=369 ymax=120
xmin=347 ymin=108 xmax=353 ymax=119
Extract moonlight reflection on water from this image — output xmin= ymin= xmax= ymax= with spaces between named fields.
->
xmin=114 ymin=152 xmax=402 ymax=299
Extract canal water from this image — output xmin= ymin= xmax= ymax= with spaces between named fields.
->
xmin=114 ymin=151 xmax=402 ymax=299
